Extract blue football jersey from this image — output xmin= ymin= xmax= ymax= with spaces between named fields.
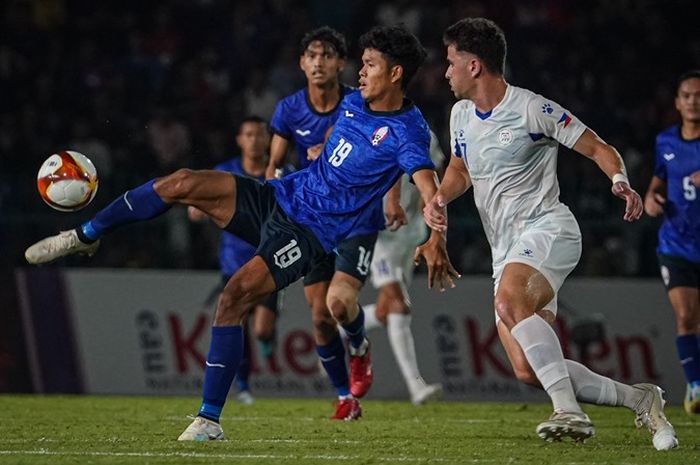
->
xmin=270 ymin=85 xmax=354 ymax=170
xmin=654 ymin=125 xmax=700 ymax=262
xmin=270 ymin=91 xmax=434 ymax=252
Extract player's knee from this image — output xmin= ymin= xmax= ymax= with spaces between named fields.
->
xmin=155 ymin=168 xmax=196 ymax=201
xmin=494 ymin=293 xmax=518 ymax=329
xmin=310 ymin=307 xmax=334 ymax=331
xmin=216 ymin=276 xmax=262 ymax=323
xmin=326 ymin=293 xmax=354 ymax=324
xmin=676 ymin=308 xmax=699 ymax=334
xmin=254 ymin=325 xmax=275 ymax=343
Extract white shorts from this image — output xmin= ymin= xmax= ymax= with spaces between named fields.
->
xmin=493 ymin=215 xmax=581 ymax=321
xmin=370 ymin=223 xmax=427 ymax=289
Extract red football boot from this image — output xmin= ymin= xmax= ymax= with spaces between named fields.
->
xmin=331 ymin=398 xmax=362 ymax=420
xmin=349 ymin=339 xmax=373 ymax=398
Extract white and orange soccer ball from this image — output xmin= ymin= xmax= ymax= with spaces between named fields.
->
xmin=37 ymin=150 xmax=98 ymax=211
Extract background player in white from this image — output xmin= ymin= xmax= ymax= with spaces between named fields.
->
xmin=644 ymin=70 xmax=700 ymax=414
xmin=424 ymin=17 xmax=677 ymax=449
xmin=362 ymin=130 xmax=444 ymax=405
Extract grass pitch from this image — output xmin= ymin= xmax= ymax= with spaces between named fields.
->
xmin=0 ymin=395 xmax=697 ymax=464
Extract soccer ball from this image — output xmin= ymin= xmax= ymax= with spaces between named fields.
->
xmin=37 ymin=150 xmax=98 ymax=211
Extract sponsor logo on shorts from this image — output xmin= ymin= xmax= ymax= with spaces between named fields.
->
xmin=519 ymin=248 xmax=534 ymax=257
xmin=274 ymin=239 xmax=302 ymax=269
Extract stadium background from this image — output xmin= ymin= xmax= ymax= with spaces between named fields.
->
xmin=0 ymin=0 xmax=698 ymax=395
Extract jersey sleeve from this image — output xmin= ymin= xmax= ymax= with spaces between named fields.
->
xmin=270 ymin=99 xmax=292 ymax=139
xmin=653 ymin=134 xmax=667 ymax=181
xmin=525 ymin=94 xmax=587 ymax=149
xmin=398 ymin=124 xmax=434 ymax=176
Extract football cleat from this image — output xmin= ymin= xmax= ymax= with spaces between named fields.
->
xmin=177 ymin=416 xmax=224 ymax=441
xmin=411 ymin=381 xmax=443 ymax=406
xmin=237 ymin=390 xmax=255 ymax=405
xmin=683 ymin=383 xmax=700 ymax=415
xmin=330 ymin=398 xmax=362 ymax=421
xmin=25 ymin=229 xmax=99 ymax=265
xmin=536 ymin=411 xmax=595 ymax=443
xmin=632 ymin=383 xmax=678 ymax=450
xmin=349 ymin=339 xmax=373 ymax=398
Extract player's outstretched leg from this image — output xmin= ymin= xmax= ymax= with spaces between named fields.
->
xmin=25 ymin=170 xmax=236 ymax=264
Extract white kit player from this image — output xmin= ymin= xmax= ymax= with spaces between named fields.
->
xmin=423 ymin=17 xmax=678 ymax=449
xmin=362 ymin=131 xmax=445 ymax=405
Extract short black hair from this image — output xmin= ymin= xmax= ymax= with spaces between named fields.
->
xmin=677 ymin=70 xmax=700 ymax=94
xmin=358 ymin=25 xmax=427 ymax=90
xmin=238 ymin=115 xmax=267 ymax=132
xmin=443 ymin=18 xmax=507 ymax=76
xmin=300 ymin=26 xmax=348 ymax=59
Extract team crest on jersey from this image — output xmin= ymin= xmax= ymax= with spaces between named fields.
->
xmin=498 ymin=128 xmax=514 ymax=146
xmin=371 ymin=126 xmax=389 ymax=146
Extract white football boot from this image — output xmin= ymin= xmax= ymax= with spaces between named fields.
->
xmin=410 ymin=379 xmax=443 ymax=406
xmin=632 ymin=383 xmax=678 ymax=451
xmin=237 ymin=390 xmax=255 ymax=405
xmin=177 ymin=416 xmax=224 ymax=441
xmin=536 ymin=410 xmax=595 ymax=443
xmin=25 ymin=229 xmax=99 ymax=265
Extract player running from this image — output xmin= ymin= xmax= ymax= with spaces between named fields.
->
xmin=644 ymin=70 xmax=700 ymax=415
xmin=25 ymin=24 xmax=457 ymax=441
xmin=425 ymin=17 xmax=677 ymax=449
xmin=362 ymin=130 xmax=445 ymax=405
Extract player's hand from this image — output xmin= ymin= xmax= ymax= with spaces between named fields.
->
xmin=644 ymin=192 xmax=666 ymax=217
xmin=187 ymin=206 xmax=207 ymax=222
xmin=265 ymin=165 xmax=282 ymax=180
xmin=413 ymin=234 xmax=460 ymax=292
xmin=423 ymin=194 xmax=447 ymax=232
xmin=611 ymin=182 xmax=643 ymax=222
xmin=690 ymin=170 xmax=700 ymax=187
xmin=384 ymin=202 xmax=408 ymax=232
xmin=306 ymin=144 xmax=323 ymax=161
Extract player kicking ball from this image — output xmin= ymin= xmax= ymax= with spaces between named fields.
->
xmin=427 ymin=17 xmax=677 ymax=450
xmin=25 ymin=24 xmax=458 ymax=441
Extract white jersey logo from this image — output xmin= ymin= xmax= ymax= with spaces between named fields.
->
xmin=663 ymin=153 xmax=675 ymax=161
xmin=295 ymin=129 xmax=311 ymax=136
xmin=345 ymin=110 xmax=354 ymax=118
xmin=498 ymin=129 xmax=514 ymax=146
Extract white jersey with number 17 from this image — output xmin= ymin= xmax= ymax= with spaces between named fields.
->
xmin=449 ymin=84 xmax=587 ymax=270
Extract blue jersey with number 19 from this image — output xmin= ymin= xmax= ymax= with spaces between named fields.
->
xmin=270 ymin=91 xmax=434 ymax=252
xmin=654 ymin=125 xmax=700 ymax=262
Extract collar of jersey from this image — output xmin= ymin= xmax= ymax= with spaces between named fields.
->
xmin=363 ymin=97 xmax=415 ymax=116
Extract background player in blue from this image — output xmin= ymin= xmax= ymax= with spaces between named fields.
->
xmin=189 ymin=116 xmax=289 ymax=405
xmin=266 ymin=26 xmax=353 ymax=175
xmin=24 ymin=24 xmax=457 ymax=441
xmin=644 ymin=70 xmax=700 ymax=414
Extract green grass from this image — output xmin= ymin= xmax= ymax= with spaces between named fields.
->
xmin=0 ymin=396 xmax=697 ymax=464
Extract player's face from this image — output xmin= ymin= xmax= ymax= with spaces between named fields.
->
xmin=300 ymin=41 xmax=345 ymax=86
xmin=358 ymin=48 xmax=396 ymax=103
xmin=236 ymin=122 xmax=269 ymax=160
xmin=676 ymin=77 xmax=700 ymax=124
xmin=445 ymin=44 xmax=476 ymax=99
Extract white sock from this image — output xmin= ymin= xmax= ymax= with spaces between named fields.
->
xmin=387 ymin=313 xmax=422 ymax=394
xmin=511 ymin=315 xmax=581 ymax=413
xmin=362 ymin=304 xmax=383 ymax=331
xmin=565 ymin=359 xmax=642 ymax=409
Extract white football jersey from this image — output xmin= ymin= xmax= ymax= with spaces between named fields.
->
xmin=449 ymin=85 xmax=587 ymax=268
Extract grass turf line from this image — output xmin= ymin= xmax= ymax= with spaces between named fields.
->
xmin=0 ymin=395 xmax=697 ymax=465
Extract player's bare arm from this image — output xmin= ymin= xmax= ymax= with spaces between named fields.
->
xmin=306 ymin=125 xmax=334 ymax=162
xmin=572 ymin=129 xmax=643 ymax=222
xmin=643 ymin=175 xmax=667 ymax=217
xmin=384 ymin=178 xmax=408 ymax=232
xmin=423 ymin=155 xmax=472 ymax=232
xmin=411 ymin=168 xmax=460 ymax=291
xmin=266 ymin=134 xmax=289 ymax=179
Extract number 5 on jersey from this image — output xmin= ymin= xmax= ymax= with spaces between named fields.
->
xmin=329 ymin=138 xmax=353 ymax=167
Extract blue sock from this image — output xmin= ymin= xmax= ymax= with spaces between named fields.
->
xmin=235 ymin=330 xmax=251 ymax=392
xmin=341 ymin=306 xmax=366 ymax=350
xmin=316 ymin=335 xmax=350 ymax=397
xmin=198 ymin=326 xmax=244 ymax=422
xmin=80 ymin=179 xmax=169 ymax=241
xmin=676 ymin=334 xmax=700 ymax=385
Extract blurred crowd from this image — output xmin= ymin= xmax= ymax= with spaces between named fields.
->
xmin=1 ymin=0 xmax=698 ymax=276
